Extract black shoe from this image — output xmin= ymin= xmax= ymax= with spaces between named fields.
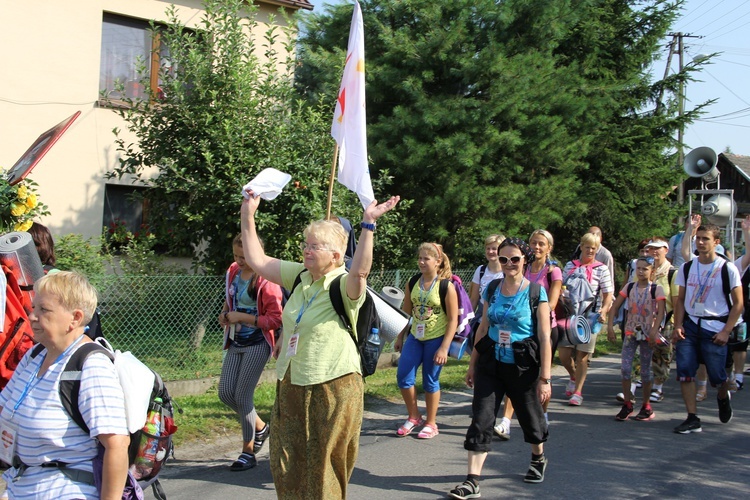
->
xmin=524 ymin=456 xmax=548 ymax=483
xmin=448 ymin=480 xmax=481 ymax=499
xmin=615 ymin=402 xmax=633 ymax=421
xmin=229 ymin=452 xmax=257 ymax=471
xmin=718 ymin=394 xmax=733 ymax=424
xmin=673 ymin=416 xmax=702 ymax=434
xmin=254 ymin=423 xmax=270 ymax=453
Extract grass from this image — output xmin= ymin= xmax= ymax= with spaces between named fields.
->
xmin=170 ymin=339 xmax=624 ymax=447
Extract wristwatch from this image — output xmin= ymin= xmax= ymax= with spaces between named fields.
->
xmin=360 ymin=221 xmax=376 ymax=232
xmin=539 ymin=377 xmax=551 ymax=384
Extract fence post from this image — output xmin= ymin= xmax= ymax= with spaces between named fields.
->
xmin=395 ymin=269 xmax=401 ymax=288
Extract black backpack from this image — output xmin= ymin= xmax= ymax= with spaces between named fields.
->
xmin=291 ymin=271 xmax=382 ymax=377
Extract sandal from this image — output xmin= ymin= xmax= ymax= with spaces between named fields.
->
xmin=254 ymin=423 xmax=270 ymax=453
xmin=448 ymin=479 xmax=481 ymax=499
xmin=397 ymin=416 xmax=425 ymax=437
xmin=229 ymin=452 xmax=257 ymax=471
xmin=523 ymin=456 xmax=548 ymax=483
xmin=417 ymin=423 xmax=439 ymax=439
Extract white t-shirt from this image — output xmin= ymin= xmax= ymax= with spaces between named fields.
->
xmin=0 ymin=342 xmax=128 ymax=499
xmin=472 ymin=265 xmax=504 ymax=306
xmin=676 ymin=257 xmax=741 ymax=333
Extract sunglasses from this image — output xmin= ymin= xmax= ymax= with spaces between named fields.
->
xmin=637 ymin=256 xmax=655 ymax=265
xmin=498 ymin=256 xmax=523 ymax=265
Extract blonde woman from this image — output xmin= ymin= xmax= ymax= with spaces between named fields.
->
xmin=394 ymin=243 xmax=458 ymax=439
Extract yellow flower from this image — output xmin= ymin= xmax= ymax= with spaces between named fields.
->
xmin=16 ymin=185 xmax=28 ymax=199
xmin=10 ymin=202 xmax=27 ymax=217
xmin=25 ymin=194 xmax=37 ymax=209
xmin=14 ymin=220 xmax=33 ymax=232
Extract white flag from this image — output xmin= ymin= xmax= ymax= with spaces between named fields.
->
xmin=330 ymin=0 xmax=374 ymax=209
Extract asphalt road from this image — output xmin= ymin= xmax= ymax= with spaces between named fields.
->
xmin=150 ymin=354 xmax=750 ymax=499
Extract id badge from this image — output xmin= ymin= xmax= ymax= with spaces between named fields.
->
xmin=0 ymin=419 xmax=18 ymax=466
xmin=286 ymin=332 xmax=300 ymax=358
xmin=694 ymin=302 xmax=706 ymax=317
xmin=499 ymin=329 xmax=511 ymax=348
xmin=415 ymin=322 xmax=426 ymax=339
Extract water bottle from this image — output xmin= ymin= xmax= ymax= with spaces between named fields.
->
xmin=737 ymin=323 xmax=747 ymax=342
xmin=367 ymin=328 xmax=381 ymax=347
xmin=133 ymin=398 xmax=163 ymax=479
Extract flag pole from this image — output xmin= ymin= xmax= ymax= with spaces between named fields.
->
xmin=326 ymin=144 xmax=339 ymax=220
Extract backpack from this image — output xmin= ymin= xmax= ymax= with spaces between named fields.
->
xmin=30 ymin=338 xmax=177 ymax=499
xmin=291 ymin=271 xmax=382 ymax=377
xmin=0 ymin=263 xmax=35 ymax=390
xmin=681 ymin=258 xmax=732 ymax=323
xmin=407 ymin=274 xmax=475 ymax=339
xmin=557 ymin=260 xmax=604 ymax=320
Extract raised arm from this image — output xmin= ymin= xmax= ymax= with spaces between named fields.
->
xmin=681 ymin=214 xmax=700 ymax=263
xmin=346 ymin=196 xmax=400 ymax=300
xmin=240 ymin=191 xmax=283 ymax=286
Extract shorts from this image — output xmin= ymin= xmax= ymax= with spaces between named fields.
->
xmin=675 ymin=317 xmax=728 ymax=386
xmin=558 ymin=332 xmax=598 ymax=354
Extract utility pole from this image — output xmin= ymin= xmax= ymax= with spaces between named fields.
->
xmin=666 ymin=31 xmax=701 ymax=205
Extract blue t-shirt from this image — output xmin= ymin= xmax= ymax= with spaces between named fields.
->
xmin=482 ymin=282 xmax=548 ymax=363
xmin=232 ymin=275 xmax=263 ymax=345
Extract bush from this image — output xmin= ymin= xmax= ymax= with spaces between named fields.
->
xmin=54 ymin=233 xmax=106 ymax=277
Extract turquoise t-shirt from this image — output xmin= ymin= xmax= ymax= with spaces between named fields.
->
xmin=232 ymin=274 xmax=263 ymax=345
xmin=483 ymin=282 xmax=548 ymax=363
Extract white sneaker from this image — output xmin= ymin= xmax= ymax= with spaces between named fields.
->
xmin=565 ymin=379 xmax=576 ymax=397
xmin=493 ymin=421 xmax=510 ymax=441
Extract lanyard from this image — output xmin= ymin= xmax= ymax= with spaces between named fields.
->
xmin=418 ymin=276 xmax=438 ymax=317
xmin=494 ymin=278 xmax=524 ymax=327
xmin=294 ymin=287 xmax=321 ymax=331
xmin=13 ymin=335 xmax=85 ymax=413
xmin=691 ymin=259 xmax=717 ymax=308
xmin=632 ymin=282 xmax=650 ymax=315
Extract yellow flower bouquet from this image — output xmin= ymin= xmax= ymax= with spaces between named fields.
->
xmin=0 ymin=172 xmax=49 ymax=234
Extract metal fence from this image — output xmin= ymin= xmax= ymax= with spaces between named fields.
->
xmin=93 ymin=269 xmax=475 ymax=381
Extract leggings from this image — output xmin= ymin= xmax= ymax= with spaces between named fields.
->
xmin=218 ymin=341 xmax=271 ymax=443
xmin=621 ymin=335 xmax=654 ymax=382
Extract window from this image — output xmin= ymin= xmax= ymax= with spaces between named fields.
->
xmin=99 ymin=13 xmax=163 ymax=102
xmin=103 ymin=184 xmax=149 ymax=236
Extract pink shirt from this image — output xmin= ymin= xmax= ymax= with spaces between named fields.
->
xmin=525 ymin=263 xmax=563 ymax=327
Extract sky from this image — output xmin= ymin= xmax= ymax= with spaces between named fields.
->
xmin=306 ymin=0 xmax=750 ymax=155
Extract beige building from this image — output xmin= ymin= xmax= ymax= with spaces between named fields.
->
xmin=0 ymin=0 xmax=312 ymax=241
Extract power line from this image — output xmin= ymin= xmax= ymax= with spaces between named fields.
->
xmin=687 ymin=1 xmax=750 ymax=34
xmin=677 ymin=0 xmax=722 ymax=30
xmin=701 ymin=67 xmax=750 ymax=106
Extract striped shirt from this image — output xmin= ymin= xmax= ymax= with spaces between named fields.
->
xmin=0 ymin=340 xmax=127 ymax=499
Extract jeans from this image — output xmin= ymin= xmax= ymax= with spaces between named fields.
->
xmin=675 ymin=317 xmax=728 ymax=385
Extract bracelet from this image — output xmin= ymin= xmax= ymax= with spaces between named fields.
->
xmin=223 ymin=311 xmax=229 ymax=321
xmin=360 ymin=221 xmax=376 ymax=232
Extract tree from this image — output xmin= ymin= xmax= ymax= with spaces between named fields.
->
xmin=296 ymin=0 xmax=709 ymax=267
xmin=106 ymin=0 xmax=405 ymax=273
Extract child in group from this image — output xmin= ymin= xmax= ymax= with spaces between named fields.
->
xmin=218 ymin=235 xmax=283 ymax=470
xmin=607 ymin=256 xmax=666 ymax=421
xmin=394 ymin=242 xmax=458 ymax=439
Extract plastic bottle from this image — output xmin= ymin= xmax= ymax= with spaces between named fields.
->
xmin=367 ymin=328 xmax=381 ymax=347
xmin=133 ymin=398 xmax=163 ymax=479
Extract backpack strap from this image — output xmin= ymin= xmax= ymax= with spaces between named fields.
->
xmin=290 ymin=270 xmax=305 ymax=295
xmin=328 ymin=274 xmax=361 ymax=351
xmin=682 ymin=258 xmax=732 ymax=321
xmin=407 ymin=273 xmax=421 ymax=295
xmin=528 ymin=282 xmax=541 ymax=337
xmin=479 ymin=264 xmax=487 ymax=281
xmin=439 ymin=278 xmax=450 ymax=313
xmin=626 ymin=282 xmax=635 ymax=298
xmin=650 ymin=283 xmax=657 ymax=300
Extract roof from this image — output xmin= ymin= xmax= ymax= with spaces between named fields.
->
xmin=258 ymin=0 xmax=314 ymax=11
xmin=724 ymin=153 xmax=750 ymax=180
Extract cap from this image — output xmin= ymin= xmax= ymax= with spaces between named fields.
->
xmin=645 ymin=240 xmax=669 ymax=249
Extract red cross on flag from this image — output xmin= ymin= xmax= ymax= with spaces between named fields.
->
xmin=330 ymin=0 xmax=374 ymax=209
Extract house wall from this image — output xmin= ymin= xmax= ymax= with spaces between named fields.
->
xmin=0 ymin=0 xmax=298 ymax=241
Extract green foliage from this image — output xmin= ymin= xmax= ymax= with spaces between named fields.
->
xmin=296 ymin=0 xmax=709 ymax=268
xmin=104 ymin=0 xmax=406 ymax=274
xmin=54 ymin=233 xmax=106 ymax=277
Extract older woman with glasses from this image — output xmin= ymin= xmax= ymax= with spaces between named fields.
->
xmin=240 ymin=190 xmax=399 ymax=500
xmin=449 ymin=238 xmax=552 ymax=499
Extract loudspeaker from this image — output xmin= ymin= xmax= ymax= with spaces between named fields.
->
xmin=684 ymin=146 xmax=719 ymax=182
xmin=700 ymin=194 xmax=736 ymax=226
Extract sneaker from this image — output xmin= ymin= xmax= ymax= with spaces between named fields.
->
xmin=524 ymin=456 xmax=548 ymax=483
xmin=633 ymin=407 xmax=655 ymax=421
xmin=650 ymin=389 xmax=664 ymax=403
xmin=737 ymin=380 xmax=744 ymax=391
xmin=565 ymin=379 xmax=576 ymax=397
xmin=448 ymin=480 xmax=481 ymax=499
xmin=695 ymin=386 xmax=707 ymax=402
xmin=635 ymin=379 xmax=643 ymax=389
xmin=615 ymin=402 xmax=633 ymax=421
xmin=254 ymin=423 xmax=270 ymax=453
xmin=674 ymin=416 xmax=702 ymax=434
xmin=616 ymin=392 xmax=637 ymax=404
xmin=493 ymin=421 xmax=510 ymax=441
xmin=568 ymin=392 xmax=583 ymax=406
xmin=718 ymin=394 xmax=733 ymax=424
xmin=728 ymin=380 xmax=738 ymax=393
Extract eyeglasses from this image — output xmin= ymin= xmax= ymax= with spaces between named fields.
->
xmin=498 ymin=256 xmax=523 ymax=265
xmin=299 ymin=242 xmax=330 ymax=253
